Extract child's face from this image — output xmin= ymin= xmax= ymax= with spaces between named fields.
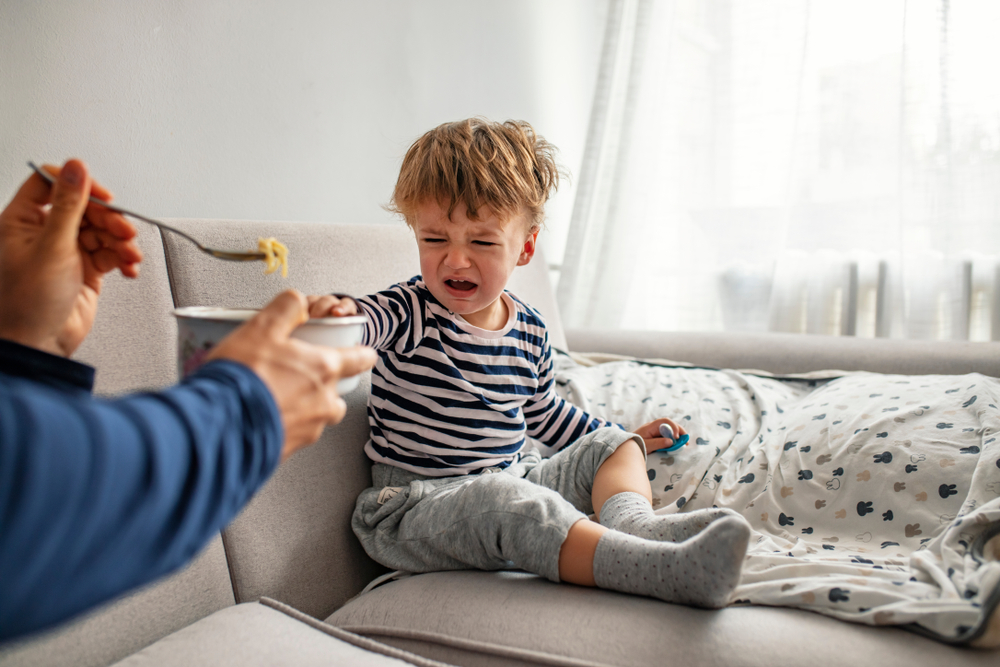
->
xmin=411 ymin=199 xmax=537 ymax=330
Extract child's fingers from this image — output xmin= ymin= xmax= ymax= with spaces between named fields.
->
xmin=305 ymin=294 xmax=357 ymax=318
xmin=307 ymin=294 xmax=338 ymax=318
xmin=661 ymin=417 xmax=685 ymax=437
xmin=330 ymin=302 xmax=356 ymax=316
xmin=646 ymin=436 xmax=670 ymax=454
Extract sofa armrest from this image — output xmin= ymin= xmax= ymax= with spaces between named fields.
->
xmin=565 ymin=328 xmax=1000 ymax=377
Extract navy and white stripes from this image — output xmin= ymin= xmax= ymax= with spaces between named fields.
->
xmin=355 ymin=278 xmax=617 ymax=476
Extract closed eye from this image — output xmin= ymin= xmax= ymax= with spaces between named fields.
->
xmin=422 ymin=237 xmax=445 ymax=244
xmin=473 ymin=240 xmax=496 ymax=246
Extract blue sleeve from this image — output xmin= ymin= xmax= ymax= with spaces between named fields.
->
xmin=0 ymin=355 xmax=283 ymax=641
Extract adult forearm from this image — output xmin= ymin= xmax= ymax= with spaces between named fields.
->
xmin=0 ymin=360 xmax=282 ymax=641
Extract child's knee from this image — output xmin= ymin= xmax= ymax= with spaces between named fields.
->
xmin=580 ymin=427 xmax=644 ymax=465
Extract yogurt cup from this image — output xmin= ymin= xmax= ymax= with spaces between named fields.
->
xmin=173 ymin=306 xmax=367 ymax=394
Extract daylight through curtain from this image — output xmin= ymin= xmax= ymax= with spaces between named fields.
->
xmin=557 ymin=0 xmax=1000 ymax=340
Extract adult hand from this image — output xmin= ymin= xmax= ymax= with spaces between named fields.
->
xmin=632 ymin=417 xmax=687 ymax=455
xmin=0 ymin=159 xmax=142 ymax=357
xmin=207 ymin=290 xmax=377 ymax=460
xmin=306 ymin=293 xmax=358 ymax=318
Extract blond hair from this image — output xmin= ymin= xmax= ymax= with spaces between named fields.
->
xmin=388 ymin=118 xmax=561 ymax=230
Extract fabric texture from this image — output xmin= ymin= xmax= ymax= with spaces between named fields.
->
xmin=0 ymin=347 xmax=282 ymax=640
xmin=354 ymin=278 xmax=618 ymax=476
xmin=73 ymin=223 xmax=178 ymax=396
xmin=599 ymin=490 xmax=742 ymax=542
xmin=0 ymin=537 xmax=235 ymax=667
xmin=110 ymin=601 xmax=449 ymax=667
xmin=0 ymin=339 xmax=95 ymax=391
xmin=329 ymin=569 xmax=1000 ymax=666
xmin=353 ymin=428 xmax=638 ymax=581
xmin=553 ymin=354 xmax=1000 ymax=643
xmin=592 ymin=516 xmax=750 ymax=608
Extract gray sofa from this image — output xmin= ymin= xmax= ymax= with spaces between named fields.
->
xmin=1 ymin=219 xmax=997 ymax=667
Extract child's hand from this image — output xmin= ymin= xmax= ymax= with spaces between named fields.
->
xmin=306 ymin=294 xmax=358 ymax=318
xmin=633 ymin=418 xmax=688 ymax=455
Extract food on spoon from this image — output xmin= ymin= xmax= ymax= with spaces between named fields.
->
xmin=258 ymin=237 xmax=289 ymax=277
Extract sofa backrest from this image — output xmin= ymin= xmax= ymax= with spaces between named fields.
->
xmin=73 ymin=223 xmax=178 ymax=396
xmin=161 ymin=220 xmax=411 ymax=620
xmin=159 ymin=218 xmax=566 ymax=619
xmin=0 ymin=224 xmax=236 ymax=667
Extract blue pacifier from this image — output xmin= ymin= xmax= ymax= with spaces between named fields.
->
xmin=656 ymin=423 xmax=689 ymax=452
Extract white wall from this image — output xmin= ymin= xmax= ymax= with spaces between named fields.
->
xmin=0 ymin=0 xmax=605 ymax=261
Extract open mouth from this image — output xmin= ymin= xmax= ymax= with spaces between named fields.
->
xmin=445 ymin=279 xmax=477 ymax=292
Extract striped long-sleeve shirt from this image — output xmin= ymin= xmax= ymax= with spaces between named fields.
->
xmin=355 ymin=278 xmax=619 ymax=476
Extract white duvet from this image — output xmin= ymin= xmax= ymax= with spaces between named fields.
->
xmin=552 ymin=354 xmax=1000 ymax=644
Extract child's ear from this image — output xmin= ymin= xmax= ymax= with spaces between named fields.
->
xmin=517 ymin=230 xmax=539 ymax=266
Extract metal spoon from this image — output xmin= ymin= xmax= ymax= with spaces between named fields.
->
xmin=28 ymin=162 xmax=266 ymax=262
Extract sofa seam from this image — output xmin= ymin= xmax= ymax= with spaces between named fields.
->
xmin=335 ymin=623 xmax=615 ymax=667
xmin=159 ymin=226 xmax=181 ymax=310
xmin=259 ymin=597 xmax=454 ymax=667
xmin=219 ymin=529 xmax=243 ymax=605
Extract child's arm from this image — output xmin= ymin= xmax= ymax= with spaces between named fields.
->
xmin=524 ymin=332 xmax=689 ymax=455
xmin=524 ymin=388 xmax=618 ymax=453
xmin=304 ymin=281 xmax=422 ymax=352
xmin=524 ymin=336 xmax=622 ymax=451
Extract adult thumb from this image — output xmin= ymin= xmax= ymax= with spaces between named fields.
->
xmin=252 ymin=289 xmax=309 ymax=340
xmin=42 ymin=159 xmax=91 ymax=246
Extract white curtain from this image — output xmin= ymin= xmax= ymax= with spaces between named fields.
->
xmin=557 ymin=0 xmax=1000 ymax=340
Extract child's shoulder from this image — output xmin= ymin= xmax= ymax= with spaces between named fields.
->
xmin=505 ymin=290 xmax=547 ymax=330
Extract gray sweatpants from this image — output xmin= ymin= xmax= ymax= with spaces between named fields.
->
xmin=352 ymin=427 xmax=642 ymax=583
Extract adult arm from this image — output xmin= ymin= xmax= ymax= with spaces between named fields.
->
xmin=0 ymin=161 xmax=376 ymax=641
xmin=0 ymin=289 xmax=376 ymax=642
xmin=0 ymin=351 xmax=282 ymax=641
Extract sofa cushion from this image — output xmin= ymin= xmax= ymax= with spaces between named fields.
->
xmin=110 ymin=599 xmax=449 ymax=667
xmin=0 ymin=536 xmax=234 ymax=667
xmin=217 ymin=378 xmax=385 ymax=618
xmin=327 ymin=570 xmax=1000 ymax=667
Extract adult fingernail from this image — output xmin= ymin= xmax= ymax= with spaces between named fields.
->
xmin=60 ymin=161 xmax=84 ymax=186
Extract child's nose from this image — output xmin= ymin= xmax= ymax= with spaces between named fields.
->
xmin=444 ymin=247 xmax=471 ymax=268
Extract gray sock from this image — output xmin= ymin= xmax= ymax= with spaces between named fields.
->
xmin=592 ymin=516 xmax=750 ymax=609
xmin=599 ymin=491 xmax=742 ymax=543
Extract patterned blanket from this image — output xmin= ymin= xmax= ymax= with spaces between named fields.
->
xmin=552 ymin=354 xmax=1000 ymax=644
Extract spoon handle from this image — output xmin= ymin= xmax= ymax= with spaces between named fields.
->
xmin=27 ymin=162 xmax=265 ymax=261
